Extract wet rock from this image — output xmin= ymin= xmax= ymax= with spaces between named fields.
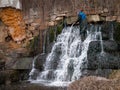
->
xmin=0 ymin=71 xmax=6 ymax=85
xmin=96 ymin=53 xmax=120 ymax=69
xmin=101 ymin=21 xmax=115 ymax=40
xmin=46 ymin=42 xmax=54 ymax=53
xmin=87 ymin=41 xmax=101 ymax=69
xmin=29 ymin=69 xmax=40 ymax=80
xmin=34 ymin=42 xmax=60 ymax=70
xmin=82 ymin=69 xmax=112 ymax=78
xmin=0 ymin=60 xmax=5 ymax=70
xmin=88 ymin=40 xmax=118 ymax=55
xmin=34 ymin=54 xmax=47 ymax=70
xmin=103 ymin=41 xmax=118 ymax=52
xmin=0 ymin=83 xmax=67 ymax=90
xmin=118 ymin=43 xmax=120 ymax=51
xmin=32 ymin=42 xmax=54 ymax=70
xmin=87 ymin=41 xmax=120 ymax=69
xmin=17 ymin=70 xmax=30 ymax=81
xmin=0 ymin=70 xmax=20 ymax=85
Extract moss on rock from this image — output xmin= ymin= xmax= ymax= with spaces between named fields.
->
xmin=49 ymin=27 xmax=55 ymax=43
xmin=57 ymin=25 xmax=63 ymax=35
xmin=27 ymin=36 xmax=40 ymax=56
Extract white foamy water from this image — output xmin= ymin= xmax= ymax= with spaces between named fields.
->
xmin=29 ymin=25 xmax=104 ymax=86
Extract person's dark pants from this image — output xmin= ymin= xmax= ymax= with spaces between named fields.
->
xmin=79 ymin=19 xmax=87 ymax=41
xmin=75 ymin=18 xmax=87 ymax=40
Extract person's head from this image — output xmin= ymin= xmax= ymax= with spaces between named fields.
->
xmin=80 ymin=10 xmax=83 ymax=12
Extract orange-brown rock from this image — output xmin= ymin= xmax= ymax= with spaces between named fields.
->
xmin=68 ymin=76 xmax=120 ymax=90
xmin=0 ymin=7 xmax=26 ymax=42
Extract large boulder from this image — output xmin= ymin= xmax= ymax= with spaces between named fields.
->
xmin=34 ymin=54 xmax=47 ymax=70
xmin=68 ymin=76 xmax=120 ymax=90
xmin=87 ymin=41 xmax=120 ymax=69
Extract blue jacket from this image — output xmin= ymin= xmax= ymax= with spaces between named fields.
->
xmin=78 ymin=11 xmax=86 ymax=21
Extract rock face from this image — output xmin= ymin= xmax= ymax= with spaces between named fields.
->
xmin=0 ymin=24 xmax=8 ymax=42
xmin=68 ymin=76 xmax=120 ymax=90
xmin=0 ymin=41 xmax=33 ymax=85
xmin=20 ymin=0 xmax=120 ymax=24
xmin=87 ymin=15 xmax=101 ymax=22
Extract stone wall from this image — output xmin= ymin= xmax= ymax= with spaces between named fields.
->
xmin=20 ymin=0 xmax=120 ymax=24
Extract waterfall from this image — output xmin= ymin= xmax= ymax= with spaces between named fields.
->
xmin=98 ymin=26 xmax=104 ymax=54
xmin=29 ymin=24 xmax=103 ymax=86
xmin=43 ymin=30 xmax=47 ymax=54
xmin=29 ymin=55 xmax=40 ymax=80
xmin=110 ymin=23 xmax=114 ymax=41
xmin=54 ymin=25 xmax=57 ymax=41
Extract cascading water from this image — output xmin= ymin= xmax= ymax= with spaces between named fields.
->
xmin=110 ymin=23 xmax=114 ymax=41
xmin=29 ymin=55 xmax=40 ymax=80
xmin=29 ymin=24 xmax=103 ymax=86
xmin=98 ymin=26 xmax=105 ymax=54
xmin=43 ymin=30 xmax=47 ymax=54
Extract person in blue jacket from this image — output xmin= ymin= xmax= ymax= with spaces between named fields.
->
xmin=75 ymin=10 xmax=87 ymax=40
xmin=75 ymin=10 xmax=87 ymax=26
